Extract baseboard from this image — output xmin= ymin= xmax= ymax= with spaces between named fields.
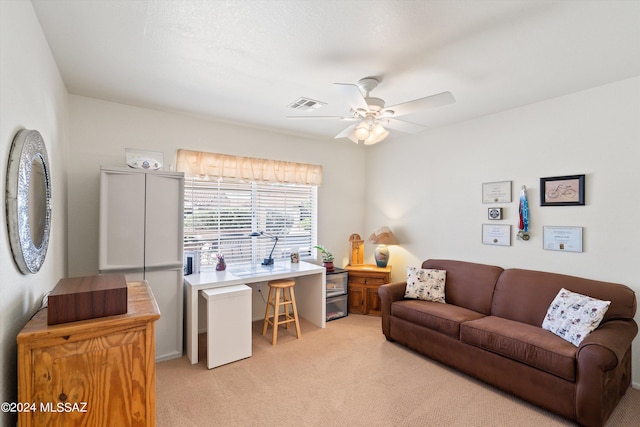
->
xmin=632 ymin=381 xmax=639 ymax=390
xmin=155 ymin=350 xmax=182 ymax=363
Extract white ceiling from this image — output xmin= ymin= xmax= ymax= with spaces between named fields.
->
xmin=31 ymin=0 xmax=640 ymax=143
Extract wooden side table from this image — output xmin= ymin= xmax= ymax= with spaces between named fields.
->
xmin=17 ymin=281 xmax=160 ymax=427
xmin=345 ymin=264 xmax=392 ymax=316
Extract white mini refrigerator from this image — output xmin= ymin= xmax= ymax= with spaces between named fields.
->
xmin=99 ymin=166 xmax=184 ymax=361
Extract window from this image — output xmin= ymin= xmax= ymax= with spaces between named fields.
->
xmin=184 ymin=177 xmax=317 ymax=268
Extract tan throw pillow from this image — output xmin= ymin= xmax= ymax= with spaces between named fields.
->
xmin=404 ymin=267 xmax=446 ymax=303
xmin=541 ymin=288 xmax=610 ymax=346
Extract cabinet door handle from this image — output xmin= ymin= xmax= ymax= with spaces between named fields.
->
xmin=364 ymin=279 xmax=367 ymax=284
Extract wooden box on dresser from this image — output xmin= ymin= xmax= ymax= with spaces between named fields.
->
xmin=17 ymin=281 xmax=160 ymax=427
xmin=345 ymin=265 xmax=391 ymax=316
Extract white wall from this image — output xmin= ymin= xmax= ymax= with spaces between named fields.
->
xmin=0 ymin=0 xmax=68 ymax=417
xmin=66 ymin=95 xmax=366 ymax=277
xmin=365 ymin=76 xmax=640 ymax=386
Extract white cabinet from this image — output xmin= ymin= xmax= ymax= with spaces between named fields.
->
xmin=145 ymin=268 xmax=184 ymax=359
xmin=99 ymin=171 xmax=146 ymax=270
xmin=145 ymin=173 xmax=184 ymax=268
xmin=99 ymin=167 xmax=184 ymax=361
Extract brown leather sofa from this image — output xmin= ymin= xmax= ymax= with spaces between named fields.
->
xmin=379 ymin=259 xmax=637 ymax=427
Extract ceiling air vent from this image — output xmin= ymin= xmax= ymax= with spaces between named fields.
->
xmin=287 ymin=97 xmax=326 ymax=112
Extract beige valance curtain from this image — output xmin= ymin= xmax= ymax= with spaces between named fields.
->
xmin=176 ymin=149 xmax=322 ymax=186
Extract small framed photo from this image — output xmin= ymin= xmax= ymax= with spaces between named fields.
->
xmin=488 ymin=208 xmax=502 ymax=220
xmin=482 ymin=181 xmax=512 ymax=203
xmin=540 ymin=175 xmax=585 ymax=206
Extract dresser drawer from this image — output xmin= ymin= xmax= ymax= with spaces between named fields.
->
xmin=349 ymin=276 xmax=387 ymax=285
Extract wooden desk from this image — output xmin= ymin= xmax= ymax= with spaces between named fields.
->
xmin=184 ymin=261 xmax=326 ymax=364
xmin=17 ymin=281 xmax=160 ymax=427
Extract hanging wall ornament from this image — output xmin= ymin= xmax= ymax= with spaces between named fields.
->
xmin=517 ymin=185 xmax=530 ymax=241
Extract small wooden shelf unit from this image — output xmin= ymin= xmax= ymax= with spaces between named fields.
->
xmin=345 ymin=264 xmax=392 ymax=316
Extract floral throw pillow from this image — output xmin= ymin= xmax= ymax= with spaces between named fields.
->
xmin=541 ymin=288 xmax=610 ymax=346
xmin=404 ymin=268 xmax=446 ymax=303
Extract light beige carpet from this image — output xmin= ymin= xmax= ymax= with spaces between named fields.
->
xmin=156 ymin=315 xmax=639 ymax=426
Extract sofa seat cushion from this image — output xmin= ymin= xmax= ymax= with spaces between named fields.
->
xmin=392 ymin=300 xmax=485 ymax=339
xmin=460 ymin=316 xmax=578 ymax=381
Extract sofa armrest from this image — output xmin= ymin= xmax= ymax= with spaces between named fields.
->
xmin=577 ymin=319 xmax=638 ymax=370
xmin=575 ymin=319 xmax=638 ymax=427
xmin=378 ymin=281 xmax=407 ymax=338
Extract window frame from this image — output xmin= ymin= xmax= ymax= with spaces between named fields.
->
xmin=183 ymin=177 xmax=317 ymax=269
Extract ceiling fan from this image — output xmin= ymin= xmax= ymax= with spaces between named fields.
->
xmin=287 ymin=76 xmax=455 ymax=145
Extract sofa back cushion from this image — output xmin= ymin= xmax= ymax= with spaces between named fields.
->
xmin=421 ymin=259 xmax=503 ymax=315
xmin=491 ymin=268 xmax=637 ymax=326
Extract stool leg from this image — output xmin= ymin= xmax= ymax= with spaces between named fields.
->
xmin=271 ymin=287 xmax=281 ymax=345
xmin=283 ymin=287 xmax=291 ymax=330
xmin=262 ymin=286 xmax=274 ymax=336
xmin=289 ymin=287 xmax=302 ymax=339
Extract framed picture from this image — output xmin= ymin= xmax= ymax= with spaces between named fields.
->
xmin=488 ymin=208 xmax=502 ymax=220
xmin=482 ymin=224 xmax=511 ymax=246
xmin=543 ymin=226 xmax=583 ymax=252
xmin=482 ymin=181 xmax=512 ymax=203
xmin=540 ymin=175 xmax=585 ymax=206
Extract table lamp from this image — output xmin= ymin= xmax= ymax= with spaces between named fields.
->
xmin=368 ymin=226 xmax=398 ymax=268
xmin=248 ymin=231 xmax=279 ymax=265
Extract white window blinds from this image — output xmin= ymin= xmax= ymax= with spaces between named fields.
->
xmin=179 ymin=150 xmax=319 ymax=268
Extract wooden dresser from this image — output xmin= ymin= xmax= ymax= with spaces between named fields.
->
xmin=345 ymin=264 xmax=392 ymax=316
xmin=17 ymin=281 xmax=160 ymax=427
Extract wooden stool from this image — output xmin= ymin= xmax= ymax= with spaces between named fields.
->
xmin=262 ymin=279 xmax=302 ymax=345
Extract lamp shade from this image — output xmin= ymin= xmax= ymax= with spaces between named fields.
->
xmin=368 ymin=226 xmax=398 ymax=245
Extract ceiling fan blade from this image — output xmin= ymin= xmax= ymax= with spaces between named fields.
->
xmin=334 ymin=123 xmax=358 ymax=143
xmin=385 ymin=91 xmax=455 ymax=117
xmin=286 ymin=115 xmax=356 ymax=120
xmin=383 ymin=118 xmax=427 ymax=134
xmin=334 ymin=83 xmax=369 ymax=111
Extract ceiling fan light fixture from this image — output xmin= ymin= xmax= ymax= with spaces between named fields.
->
xmin=364 ymin=122 xmax=389 ymax=145
xmin=355 ymin=119 xmax=370 ymax=140
xmin=346 ymin=129 xmax=360 ymax=144
xmin=320 ymin=77 xmax=455 ymax=144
